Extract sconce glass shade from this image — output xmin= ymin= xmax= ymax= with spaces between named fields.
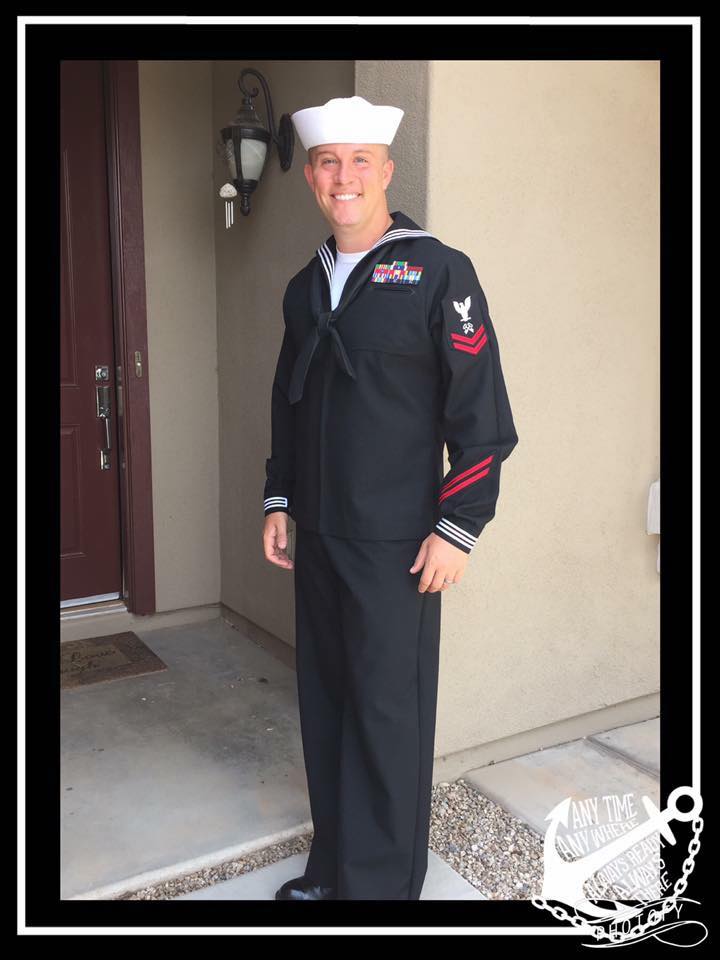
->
xmin=225 ymin=135 xmax=267 ymax=183
xmin=222 ymin=126 xmax=270 ymax=185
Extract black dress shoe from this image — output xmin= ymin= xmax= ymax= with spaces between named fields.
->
xmin=275 ymin=874 xmax=336 ymax=900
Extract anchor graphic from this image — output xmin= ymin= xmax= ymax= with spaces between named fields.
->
xmin=541 ymin=785 xmax=702 ymax=920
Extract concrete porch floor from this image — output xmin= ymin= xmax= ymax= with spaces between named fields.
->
xmin=62 ymin=616 xmax=312 ymax=900
xmin=61 ymin=615 xmax=659 ymax=901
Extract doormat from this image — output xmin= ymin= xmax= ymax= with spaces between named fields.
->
xmin=61 ymin=631 xmax=168 ymax=689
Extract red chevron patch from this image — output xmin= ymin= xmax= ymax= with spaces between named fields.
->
xmin=450 ymin=324 xmax=487 ymax=355
xmin=438 ymin=455 xmax=494 ymax=502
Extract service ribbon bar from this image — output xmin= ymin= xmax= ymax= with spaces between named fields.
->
xmin=371 ymin=260 xmax=424 ymax=284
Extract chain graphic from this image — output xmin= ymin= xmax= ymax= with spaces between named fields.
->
xmin=532 ymin=785 xmax=706 ymax=946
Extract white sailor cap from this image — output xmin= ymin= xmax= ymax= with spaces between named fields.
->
xmin=291 ymin=95 xmax=404 ymax=151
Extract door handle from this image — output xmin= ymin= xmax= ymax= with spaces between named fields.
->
xmin=96 ymin=382 xmax=112 ymax=469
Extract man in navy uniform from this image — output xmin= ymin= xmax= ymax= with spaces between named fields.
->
xmin=263 ymin=96 xmax=518 ymax=900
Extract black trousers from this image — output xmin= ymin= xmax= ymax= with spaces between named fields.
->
xmin=293 ymin=524 xmax=442 ymax=900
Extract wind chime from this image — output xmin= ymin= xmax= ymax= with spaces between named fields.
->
xmin=220 ymin=183 xmax=238 ymax=228
xmin=216 ymin=68 xmax=294 ymax=226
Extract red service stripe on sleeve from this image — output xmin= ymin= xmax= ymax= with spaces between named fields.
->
xmin=450 ymin=324 xmax=486 ymax=345
xmin=439 ymin=455 xmax=494 ymax=496
xmin=438 ymin=467 xmax=491 ymax=502
xmin=451 ymin=333 xmax=488 ymax=355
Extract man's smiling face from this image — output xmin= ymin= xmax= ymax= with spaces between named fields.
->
xmin=303 ymin=143 xmax=394 ymax=231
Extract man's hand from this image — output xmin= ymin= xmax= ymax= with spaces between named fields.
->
xmin=263 ymin=512 xmax=294 ymax=570
xmin=409 ymin=532 xmax=469 ymax=593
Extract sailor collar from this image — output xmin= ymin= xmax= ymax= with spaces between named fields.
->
xmin=314 ymin=210 xmax=438 ymax=289
xmin=288 ymin=212 xmax=439 ymax=406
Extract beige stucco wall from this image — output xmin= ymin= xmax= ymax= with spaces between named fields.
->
xmin=138 ymin=61 xmax=220 ymax=613
xmin=355 ymin=60 xmax=429 ymax=224
xmin=426 ymin=60 xmax=660 ymax=757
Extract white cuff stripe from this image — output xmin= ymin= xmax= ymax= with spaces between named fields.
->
xmin=439 ymin=517 xmax=477 ymax=539
xmin=436 ymin=519 xmax=476 ymax=549
xmin=264 ymin=496 xmax=288 ymax=508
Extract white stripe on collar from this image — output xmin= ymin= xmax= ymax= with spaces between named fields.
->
xmin=317 ymin=243 xmax=334 ymax=286
xmin=317 ymin=227 xmax=436 ymax=283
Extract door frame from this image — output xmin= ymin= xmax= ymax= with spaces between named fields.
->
xmin=102 ymin=60 xmax=156 ymax=615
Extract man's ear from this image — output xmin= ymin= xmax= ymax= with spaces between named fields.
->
xmin=382 ymin=158 xmax=395 ymax=190
xmin=303 ymin=163 xmax=314 ymax=191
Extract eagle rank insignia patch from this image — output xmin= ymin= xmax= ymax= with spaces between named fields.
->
xmin=448 ymin=295 xmax=488 ymax=356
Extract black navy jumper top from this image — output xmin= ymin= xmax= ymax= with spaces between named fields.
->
xmin=263 ymin=210 xmax=519 ymax=554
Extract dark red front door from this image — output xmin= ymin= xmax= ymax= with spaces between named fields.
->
xmin=60 ymin=60 xmax=123 ymax=603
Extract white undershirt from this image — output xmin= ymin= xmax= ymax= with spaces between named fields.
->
xmin=331 ymin=247 xmax=371 ymax=310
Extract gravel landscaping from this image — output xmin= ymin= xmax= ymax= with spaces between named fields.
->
xmin=429 ymin=778 xmax=545 ymax=900
xmin=118 ymin=778 xmax=546 ymax=901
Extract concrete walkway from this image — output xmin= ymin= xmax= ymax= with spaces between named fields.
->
xmin=61 ymin=615 xmax=658 ymax=901
xmin=462 ymin=718 xmax=660 ymax=838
